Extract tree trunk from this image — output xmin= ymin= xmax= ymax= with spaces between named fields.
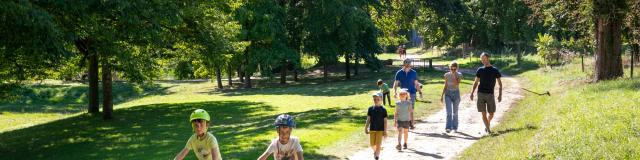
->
xmin=293 ymin=68 xmax=298 ymax=82
xmin=88 ymin=51 xmax=99 ymax=114
xmin=633 ymin=43 xmax=639 ymax=62
xmin=582 ymin=48 xmax=586 ymax=72
xmin=215 ymin=65 xmax=223 ymax=89
xmin=323 ymin=63 xmax=328 ymax=82
xmin=76 ymin=39 xmax=99 ymax=114
xmin=244 ymin=72 xmax=252 ymax=89
xmin=632 ymin=43 xmax=637 ymax=78
xmin=227 ymin=64 xmax=233 ymax=87
xmin=345 ymin=54 xmax=351 ymax=79
xmin=244 ymin=50 xmax=252 ymax=88
xmin=238 ymin=69 xmax=244 ymax=83
xmin=280 ymin=60 xmax=287 ymax=84
xmin=594 ymin=14 xmax=624 ymax=81
xmin=102 ymin=57 xmax=113 ymax=120
xmin=354 ymin=55 xmax=359 ymax=75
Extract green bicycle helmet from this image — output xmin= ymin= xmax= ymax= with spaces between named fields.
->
xmin=190 ymin=109 xmax=211 ymax=122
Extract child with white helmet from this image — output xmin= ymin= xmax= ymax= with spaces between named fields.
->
xmin=174 ymin=109 xmax=222 ymax=160
xmin=258 ymin=114 xmax=304 ymax=160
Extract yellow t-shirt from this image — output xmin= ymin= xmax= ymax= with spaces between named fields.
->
xmin=185 ymin=132 xmax=222 ymax=160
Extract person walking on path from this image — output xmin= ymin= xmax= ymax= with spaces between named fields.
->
xmin=393 ymin=59 xmax=421 ymax=129
xmin=364 ymin=92 xmax=388 ymax=160
xmin=396 ymin=45 xmax=404 ymax=59
xmin=377 ymin=79 xmax=392 ymax=106
xmin=394 ymin=89 xmax=414 ymax=151
xmin=440 ymin=61 xmax=463 ymax=133
xmin=470 ymin=52 xmax=502 ymax=133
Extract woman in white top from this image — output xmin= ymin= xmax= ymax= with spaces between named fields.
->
xmin=440 ymin=61 xmax=463 ymax=133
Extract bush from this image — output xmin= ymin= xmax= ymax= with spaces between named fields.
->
xmin=535 ymin=33 xmax=561 ymax=66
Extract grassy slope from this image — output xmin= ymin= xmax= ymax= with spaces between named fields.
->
xmin=0 ymin=65 xmax=474 ymax=159
xmin=459 ymin=58 xmax=640 ymax=159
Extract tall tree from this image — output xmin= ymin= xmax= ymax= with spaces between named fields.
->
xmin=236 ymin=0 xmax=294 ymax=88
xmin=593 ymin=0 xmax=627 ymax=81
xmin=27 ymin=0 xmax=185 ymax=118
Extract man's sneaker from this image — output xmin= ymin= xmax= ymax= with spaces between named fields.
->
xmin=446 ymin=129 xmax=451 ymax=133
xmin=403 ymin=143 xmax=408 ymax=149
xmin=396 ymin=144 xmax=402 ymax=151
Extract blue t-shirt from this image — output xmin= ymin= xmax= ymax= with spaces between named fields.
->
xmin=395 ymin=69 xmax=418 ymax=94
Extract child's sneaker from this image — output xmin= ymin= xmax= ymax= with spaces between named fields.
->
xmin=396 ymin=144 xmax=402 ymax=151
xmin=403 ymin=143 xmax=407 ymax=149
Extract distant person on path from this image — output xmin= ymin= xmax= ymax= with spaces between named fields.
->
xmin=401 ymin=45 xmax=407 ymax=59
xmin=394 ymin=89 xmax=413 ymax=151
xmin=470 ymin=52 xmax=502 ymax=133
xmin=441 ymin=61 xmax=463 ymax=133
xmin=258 ymin=114 xmax=304 ymax=160
xmin=394 ymin=59 xmax=421 ymax=129
xmin=174 ymin=109 xmax=222 ymax=160
xmin=364 ymin=92 xmax=388 ymax=160
xmin=376 ymin=79 xmax=392 ymax=106
xmin=396 ymin=45 xmax=404 ymax=59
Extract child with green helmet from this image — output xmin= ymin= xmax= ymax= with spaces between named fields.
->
xmin=258 ymin=114 xmax=304 ymax=160
xmin=175 ymin=109 xmax=222 ymax=160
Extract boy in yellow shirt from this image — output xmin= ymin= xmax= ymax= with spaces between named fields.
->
xmin=174 ymin=109 xmax=222 ymax=160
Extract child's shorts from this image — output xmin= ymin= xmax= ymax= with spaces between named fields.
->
xmin=397 ymin=121 xmax=411 ymax=129
xmin=369 ymin=131 xmax=384 ymax=146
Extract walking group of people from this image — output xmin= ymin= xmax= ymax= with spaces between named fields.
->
xmin=173 ymin=52 xmax=502 ymax=160
xmin=366 ymin=52 xmax=502 ymax=159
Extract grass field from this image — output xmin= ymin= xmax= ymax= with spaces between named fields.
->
xmin=0 ymin=63 xmax=475 ymax=159
xmin=459 ymin=57 xmax=640 ymax=159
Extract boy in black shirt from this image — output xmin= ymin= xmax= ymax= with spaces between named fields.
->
xmin=365 ymin=92 xmax=388 ymax=160
xmin=470 ymin=52 xmax=503 ymax=134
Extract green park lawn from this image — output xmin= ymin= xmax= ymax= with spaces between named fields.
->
xmin=459 ymin=57 xmax=640 ymax=159
xmin=0 ymin=64 xmax=474 ymax=159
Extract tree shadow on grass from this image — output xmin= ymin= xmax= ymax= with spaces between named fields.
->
xmin=0 ymin=101 xmax=363 ymax=159
xmin=0 ymin=82 xmax=172 ymax=114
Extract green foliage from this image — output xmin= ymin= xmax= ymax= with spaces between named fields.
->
xmin=304 ymin=0 xmax=382 ymax=69
xmin=527 ymin=0 xmax=595 ymax=51
xmin=235 ymin=0 xmax=293 ymax=77
xmin=0 ymin=1 xmax=68 ymax=82
xmin=173 ymin=59 xmax=195 ymax=80
xmin=535 ymin=33 xmax=560 ymax=65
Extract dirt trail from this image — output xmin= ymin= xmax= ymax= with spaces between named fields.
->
xmin=346 ymin=54 xmax=523 ymax=160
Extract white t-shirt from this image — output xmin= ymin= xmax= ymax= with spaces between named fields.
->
xmin=265 ymin=136 xmax=303 ymax=160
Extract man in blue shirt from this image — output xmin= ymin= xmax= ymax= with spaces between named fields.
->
xmin=393 ymin=59 xmax=421 ymax=129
